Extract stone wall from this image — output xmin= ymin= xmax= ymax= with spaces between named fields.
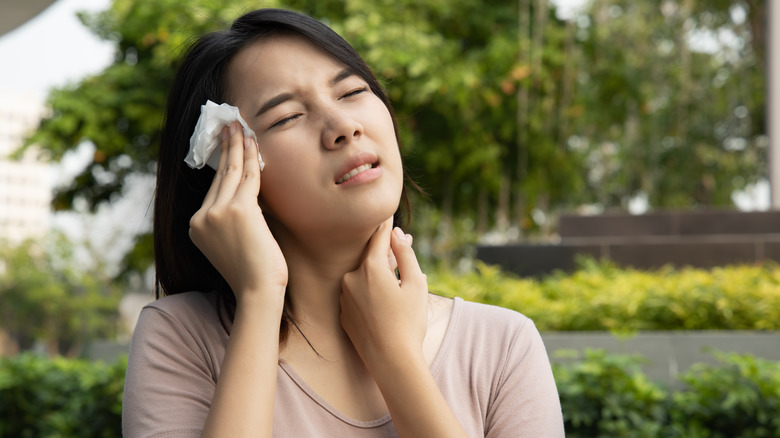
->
xmin=477 ymin=210 xmax=780 ymax=277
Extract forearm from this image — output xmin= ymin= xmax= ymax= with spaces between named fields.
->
xmin=375 ymin=354 xmax=468 ymax=438
xmin=201 ymin=292 xmax=284 ymax=438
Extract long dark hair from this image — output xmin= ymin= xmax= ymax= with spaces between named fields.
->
xmin=153 ymin=9 xmax=412 ymax=339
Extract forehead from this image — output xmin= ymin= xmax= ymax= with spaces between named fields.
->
xmin=226 ymin=34 xmax=346 ymax=97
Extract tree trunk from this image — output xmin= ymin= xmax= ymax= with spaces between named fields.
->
xmin=514 ymin=0 xmax=532 ymax=231
xmin=477 ymin=184 xmax=488 ymax=235
xmin=497 ymin=170 xmax=510 ymax=232
xmin=440 ymin=172 xmax=454 ymax=266
xmin=558 ymin=19 xmax=575 ymax=144
xmin=46 ymin=338 xmax=60 ymax=358
xmin=0 ymin=329 xmax=20 ymax=356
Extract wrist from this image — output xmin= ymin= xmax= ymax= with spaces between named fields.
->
xmin=370 ymin=347 xmax=428 ymax=389
xmin=235 ymin=285 xmax=286 ymax=313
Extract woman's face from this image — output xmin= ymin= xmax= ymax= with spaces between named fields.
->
xmin=226 ymin=34 xmax=404 ymax=239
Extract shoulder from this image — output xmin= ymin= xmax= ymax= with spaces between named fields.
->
xmin=138 ymin=290 xmax=231 ymax=333
xmin=124 ymin=291 xmax=229 ymax=437
xmin=433 ymin=298 xmax=563 ymax=435
xmin=456 ymin=298 xmax=530 ymax=323
xmin=434 ymin=297 xmax=543 ymax=371
xmin=145 ymin=290 xmax=222 ymax=316
xmin=442 ymin=298 xmax=547 ymax=378
xmin=451 ymin=298 xmax=535 ymax=341
xmin=131 ymin=291 xmax=230 ymax=359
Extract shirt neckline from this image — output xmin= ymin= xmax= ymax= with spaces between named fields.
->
xmin=277 ymin=296 xmax=463 ymax=427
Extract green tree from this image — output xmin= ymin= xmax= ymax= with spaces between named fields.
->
xmin=568 ymin=0 xmax=765 ymax=209
xmin=327 ymin=0 xmax=582 ymax=249
xmin=23 ymin=0 xmax=274 ymax=276
xmin=0 ymin=234 xmax=121 ymax=357
xmin=20 ymin=0 xmax=767 ymax=273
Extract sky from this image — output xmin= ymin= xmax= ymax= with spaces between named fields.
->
xmin=0 ymin=0 xmax=589 ymax=100
xmin=0 ymin=0 xmax=154 ymax=279
xmin=0 ymin=0 xmax=114 ymax=100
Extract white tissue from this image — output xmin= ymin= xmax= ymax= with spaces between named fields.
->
xmin=184 ymin=100 xmax=265 ymax=171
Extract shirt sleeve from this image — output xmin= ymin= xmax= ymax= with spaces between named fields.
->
xmin=485 ymin=319 xmax=565 ymax=437
xmin=122 ymin=304 xmax=216 ymax=438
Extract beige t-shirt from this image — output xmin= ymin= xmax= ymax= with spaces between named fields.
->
xmin=122 ymin=292 xmax=564 ymax=437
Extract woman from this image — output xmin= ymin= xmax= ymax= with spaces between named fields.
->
xmin=122 ymin=8 xmax=564 ymax=438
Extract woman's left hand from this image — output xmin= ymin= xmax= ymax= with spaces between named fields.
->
xmin=340 ymin=217 xmax=429 ymax=378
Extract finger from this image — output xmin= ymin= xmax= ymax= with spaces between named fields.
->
xmin=390 ymin=227 xmax=426 ymax=289
xmin=387 ymin=247 xmax=398 ymax=272
xmin=213 ymin=122 xmax=245 ymax=205
xmin=200 ymin=126 xmax=230 ymax=207
xmin=233 ymin=136 xmax=261 ymax=201
xmin=364 ymin=217 xmax=394 ymax=264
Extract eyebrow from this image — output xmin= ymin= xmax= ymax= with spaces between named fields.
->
xmin=255 ymin=92 xmax=294 ymax=118
xmin=255 ymin=69 xmax=357 ymax=118
xmin=329 ymin=68 xmax=355 ymax=86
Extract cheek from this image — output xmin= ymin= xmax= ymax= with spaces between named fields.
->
xmin=256 ymin=150 xmax=322 ymax=218
xmin=256 ymin=132 xmax=312 ymax=187
xmin=257 ymin=175 xmax=308 ymax=225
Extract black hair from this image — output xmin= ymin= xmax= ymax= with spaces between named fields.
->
xmin=153 ymin=8 xmax=412 ymax=341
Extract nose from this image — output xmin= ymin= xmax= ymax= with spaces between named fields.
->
xmin=321 ymin=108 xmax=363 ymax=150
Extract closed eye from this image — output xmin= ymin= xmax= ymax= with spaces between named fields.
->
xmin=270 ymin=114 xmax=302 ymax=129
xmin=341 ymin=86 xmax=368 ymax=99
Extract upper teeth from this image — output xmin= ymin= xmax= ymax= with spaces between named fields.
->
xmin=337 ymin=163 xmax=372 ymax=183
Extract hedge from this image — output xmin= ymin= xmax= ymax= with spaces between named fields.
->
xmin=555 ymin=349 xmax=780 ymax=437
xmin=2 ymin=351 xmax=778 ymax=437
xmin=0 ymin=354 xmax=125 ymax=438
xmin=428 ymin=260 xmax=780 ymax=330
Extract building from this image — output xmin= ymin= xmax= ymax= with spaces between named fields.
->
xmin=1 ymin=0 xmax=58 ymax=37
xmin=0 ymin=94 xmax=51 ymax=244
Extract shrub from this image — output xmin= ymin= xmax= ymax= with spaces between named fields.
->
xmin=428 ymin=260 xmax=780 ymax=331
xmin=668 ymin=353 xmax=780 ymax=437
xmin=553 ymin=349 xmax=667 ymax=437
xmin=0 ymin=353 xmax=125 ymax=438
xmin=554 ymin=349 xmax=780 ymax=437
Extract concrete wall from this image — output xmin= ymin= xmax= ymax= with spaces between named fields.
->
xmin=542 ymin=331 xmax=780 ymax=386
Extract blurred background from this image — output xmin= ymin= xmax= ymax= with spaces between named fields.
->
xmin=1 ymin=1 xmax=779 ymax=435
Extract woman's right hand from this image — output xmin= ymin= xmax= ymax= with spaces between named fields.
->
xmin=189 ymin=122 xmax=288 ymax=304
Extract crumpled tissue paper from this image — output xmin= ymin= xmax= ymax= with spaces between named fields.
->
xmin=184 ymin=100 xmax=265 ymax=171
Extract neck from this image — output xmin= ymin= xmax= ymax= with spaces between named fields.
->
xmin=273 ymin=222 xmax=374 ymax=344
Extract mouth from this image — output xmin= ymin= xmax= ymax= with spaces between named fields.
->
xmin=336 ymin=163 xmax=376 ymax=184
xmin=335 ymin=152 xmax=380 ymax=185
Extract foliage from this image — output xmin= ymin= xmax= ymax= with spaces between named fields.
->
xmin=553 ymin=350 xmax=780 ymax=437
xmin=18 ymin=0 xmax=768 ymax=277
xmin=0 ymin=234 xmax=121 ymax=357
xmin=0 ymin=354 xmax=125 ymax=438
xmin=553 ymin=350 xmax=667 ymax=437
xmin=569 ymin=0 xmax=766 ymax=209
xmin=668 ymin=352 xmax=780 ymax=437
xmin=428 ymin=259 xmax=780 ymax=331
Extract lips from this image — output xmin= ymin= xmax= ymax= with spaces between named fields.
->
xmin=335 ymin=152 xmax=378 ymax=184
xmin=337 ymin=163 xmax=373 ymax=184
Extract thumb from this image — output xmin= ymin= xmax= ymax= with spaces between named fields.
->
xmin=390 ymin=227 xmax=426 ymax=289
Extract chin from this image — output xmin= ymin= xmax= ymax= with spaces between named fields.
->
xmin=335 ymin=200 xmax=400 ymax=234
xmin=358 ymin=205 xmax=400 ymax=229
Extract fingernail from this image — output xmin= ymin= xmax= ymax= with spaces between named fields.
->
xmin=405 ymin=233 xmax=413 ymax=243
xmin=222 ymin=127 xmax=228 ymax=143
xmin=244 ymin=137 xmax=252 ymax=149
xmin=393 ymin=227 xmax=411 ymax=243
